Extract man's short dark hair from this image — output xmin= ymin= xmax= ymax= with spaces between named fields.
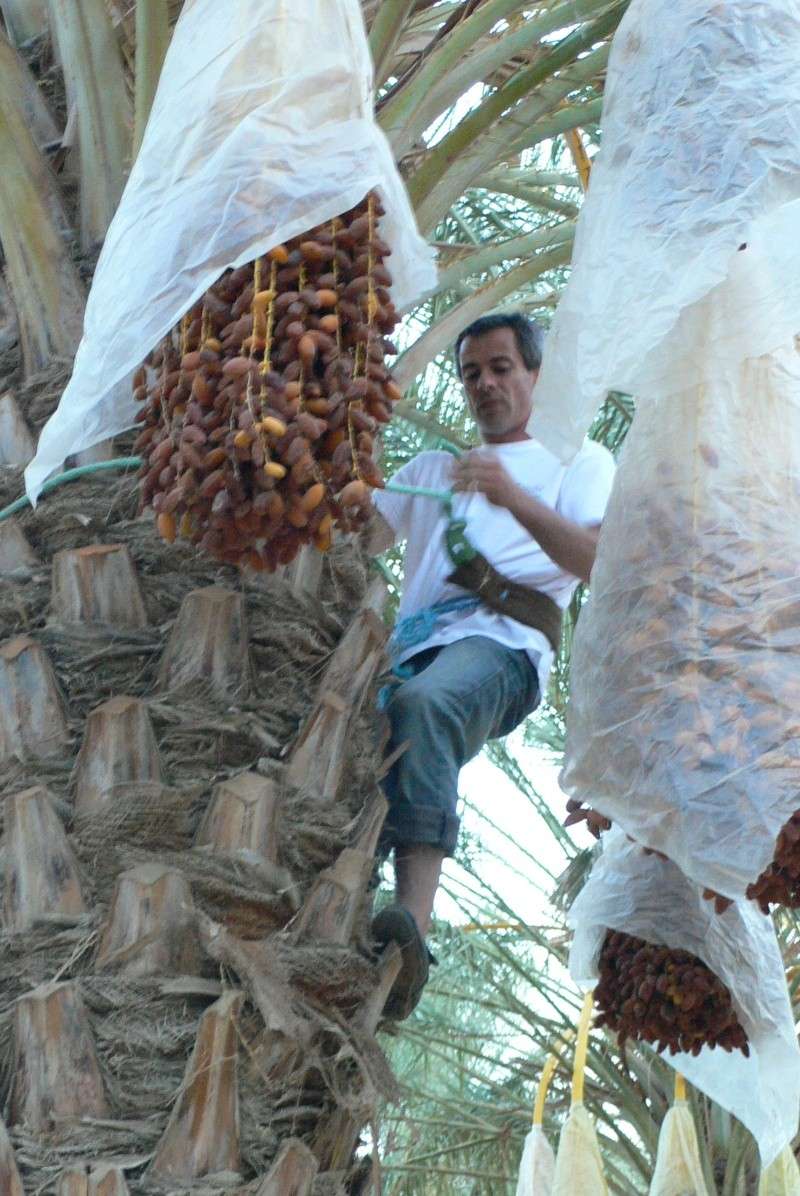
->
xmin=454 ymin=312 xmax=545 ymax=379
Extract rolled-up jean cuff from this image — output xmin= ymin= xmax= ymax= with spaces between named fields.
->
xmin=381 ymin=800 xmax=461 ymax=857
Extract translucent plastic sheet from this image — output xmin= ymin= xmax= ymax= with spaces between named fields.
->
xmin=562 ymin=344 xmax=800 ymax=899
xmin=551 ymin=1104 xmax=607 ymax=1196
xmin=26 ymin=0 xmax=435 ymax=501
xmin=570 ymin=833 xmax=800 ymax=1166
xmin=515 ymin=1126 xmax=555 ymax=1196
xmin=759 ymin=1146 xmax=800 ymax=1196
xmin=529 ymin=0 xmax=800 ymax=462
xmin=649 ymin=1104 xmax=710 ymax=1196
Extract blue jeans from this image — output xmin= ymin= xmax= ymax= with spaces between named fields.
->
xmin=381 ymin=636 xmax=540 ymax=857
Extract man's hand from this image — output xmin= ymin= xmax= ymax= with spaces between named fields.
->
xmin=452 ymin=450 xmax=601 ymax=584
xmin=452 ymin=451 xmax=522 ymax=511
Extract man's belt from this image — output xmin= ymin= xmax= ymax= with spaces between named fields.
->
xmin=447 ymin=552 xmax=563 ymax=654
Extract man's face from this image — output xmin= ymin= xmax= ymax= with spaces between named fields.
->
xmin=458 ymin=327 xmax=538 ymax=443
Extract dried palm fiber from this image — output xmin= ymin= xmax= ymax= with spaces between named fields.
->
xmin=759 ymin=1145 xmax=800 ymax=1195
xmin=135 ymin=191 xmax=404 ymax=570
xmin=515 ymin=1034 xmax=574 ymax=1196
xmin=569 ymin=830 xmax=800 ymax=1166
xmin=551 ymin=993 xmax=608 ymax=1196
xmin=649 ymin=1074 xmax=710 ymax=1196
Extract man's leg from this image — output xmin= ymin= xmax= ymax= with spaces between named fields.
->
xmin=394 ymin=843 xmax=445 ymax=938
xmin=376 ymin=637 xmax=539 ymax=1015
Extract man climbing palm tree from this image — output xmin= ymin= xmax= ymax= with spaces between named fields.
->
xmin=368 ymin=312 xmax=616 ymax=1019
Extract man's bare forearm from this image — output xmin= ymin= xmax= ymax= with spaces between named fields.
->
xmin=505 ymin=487 xmax=599 ymax=584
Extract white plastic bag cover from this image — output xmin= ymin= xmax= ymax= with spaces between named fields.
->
xmin=649 ymin=1104 xmax=710 ymax=1196
xmin=569 ymin=831 xmax=800 ymax=1166
xmin=551 ymin=1104 xmax=608 ymax=1196
xmin=529 ymin=0 xmax=800 ymax=462
xmin=515 ymin=1126 xmax=555 ymax=1196
xmin=26 ymin=0 xmax=436 ymax=502
xmin=561 ymin=343 xmax=800 ymax=899
xmin=759 ymin=1145 xmax=800 ymax=1196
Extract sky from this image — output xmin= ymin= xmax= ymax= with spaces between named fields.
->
xmin=438 ymin=732 xmax=594 ymax=931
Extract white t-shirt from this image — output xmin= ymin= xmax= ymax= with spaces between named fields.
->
xmin=374 ymin=439 xmax=616 ymax=696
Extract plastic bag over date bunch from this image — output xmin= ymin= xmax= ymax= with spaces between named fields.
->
xmin=533 ymin=0 xmax=800 ymax=904
xmin=522 ymin=0 xmax=800 ymax=1163
xmin=530 ymin=0 xmax=800 ymax=461
xmin=26 ymin=0 xmax=436 ymax=502
xmin=570 ymin=832 xmax=800 ymax=1168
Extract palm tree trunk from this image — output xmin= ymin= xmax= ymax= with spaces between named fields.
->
xmin=0 ymin=447 xmax=396 ymax=1188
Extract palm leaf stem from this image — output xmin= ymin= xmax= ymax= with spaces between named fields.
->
xmin=381 ymin=0 xmax=622 ymax=156
xmin=0 ymin=37 xmax=85 ymax=375
xmin=378 ymin=0 xmax=532 ymax=146
xmin=407 ymin=13 xmax=618 ymax=225
xmin=134 ymin=0 xmax=170 ymax=154
xmin=391 ymin=399 xmax=473 ymax=448
xmin=395 ymin=242 xmax=572 ymax=389
xmin=504 ymin=93 xmax=604 ymax=157
xmin=369 ymin=0 xmax=420 ymax=88
xmin=482 ymin=182 xmax=579 ymax=218
xmin=434 ymin=219 xmax=575 ymax=292
xmin=0 ymin=30 xmax=59 ymax=148
xmin=48 ymin=0 xmax=131 ymax=251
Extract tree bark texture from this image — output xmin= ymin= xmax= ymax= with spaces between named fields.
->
xmin=0 ymin=635 xmax=69 ymax=763
xmin=51 ymin=544 xmax=148 ymax=628
xmin=0 ymin=464 xmax=394 ymax=1192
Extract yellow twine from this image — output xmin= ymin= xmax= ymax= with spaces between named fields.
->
xmin=200 ymin=303 xmax=212 ymax=346
xmin=460 ymin=921 xmax=526 ymax=933
xmin=297 ymin=264 xmax=308 ymax=407
xmin=179 ymin=312 xmax=190 ymax=358
xmin=674 ymin=1073 xmax=687 ymax=1103
xmin=261 ymin=260 xmax=278 ymax=376
xmin=571 ymin=991 xmax=595 ymax=1107
xmin=330 ymin=218 xmax=343 ymax=355
xmin=158 ymin=349 xmax=172 ymax=433
xmin=533 ymin=1030 xmax=576 ymax=1127
xmin=367 ymin=192 xmax=377 ymax=336
xmin=242 ymin=259 xmax=265 ymax=426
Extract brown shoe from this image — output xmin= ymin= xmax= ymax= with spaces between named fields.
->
xmin=372 ymin=905 xmax=435 ymax=1021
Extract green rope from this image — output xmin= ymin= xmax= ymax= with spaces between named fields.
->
xmin=0 ymin=457 xmax=143 ymax=524
xmin=384 ymin=480 xmax=454 ymax=509
xmin=0 ymin=423 xmax=466 ymax=526
xmin=0 ymin=456 xmax=465 ymax=557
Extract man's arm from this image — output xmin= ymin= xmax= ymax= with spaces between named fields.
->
xmin=452 ymin=452 xmax=600 ymax=584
